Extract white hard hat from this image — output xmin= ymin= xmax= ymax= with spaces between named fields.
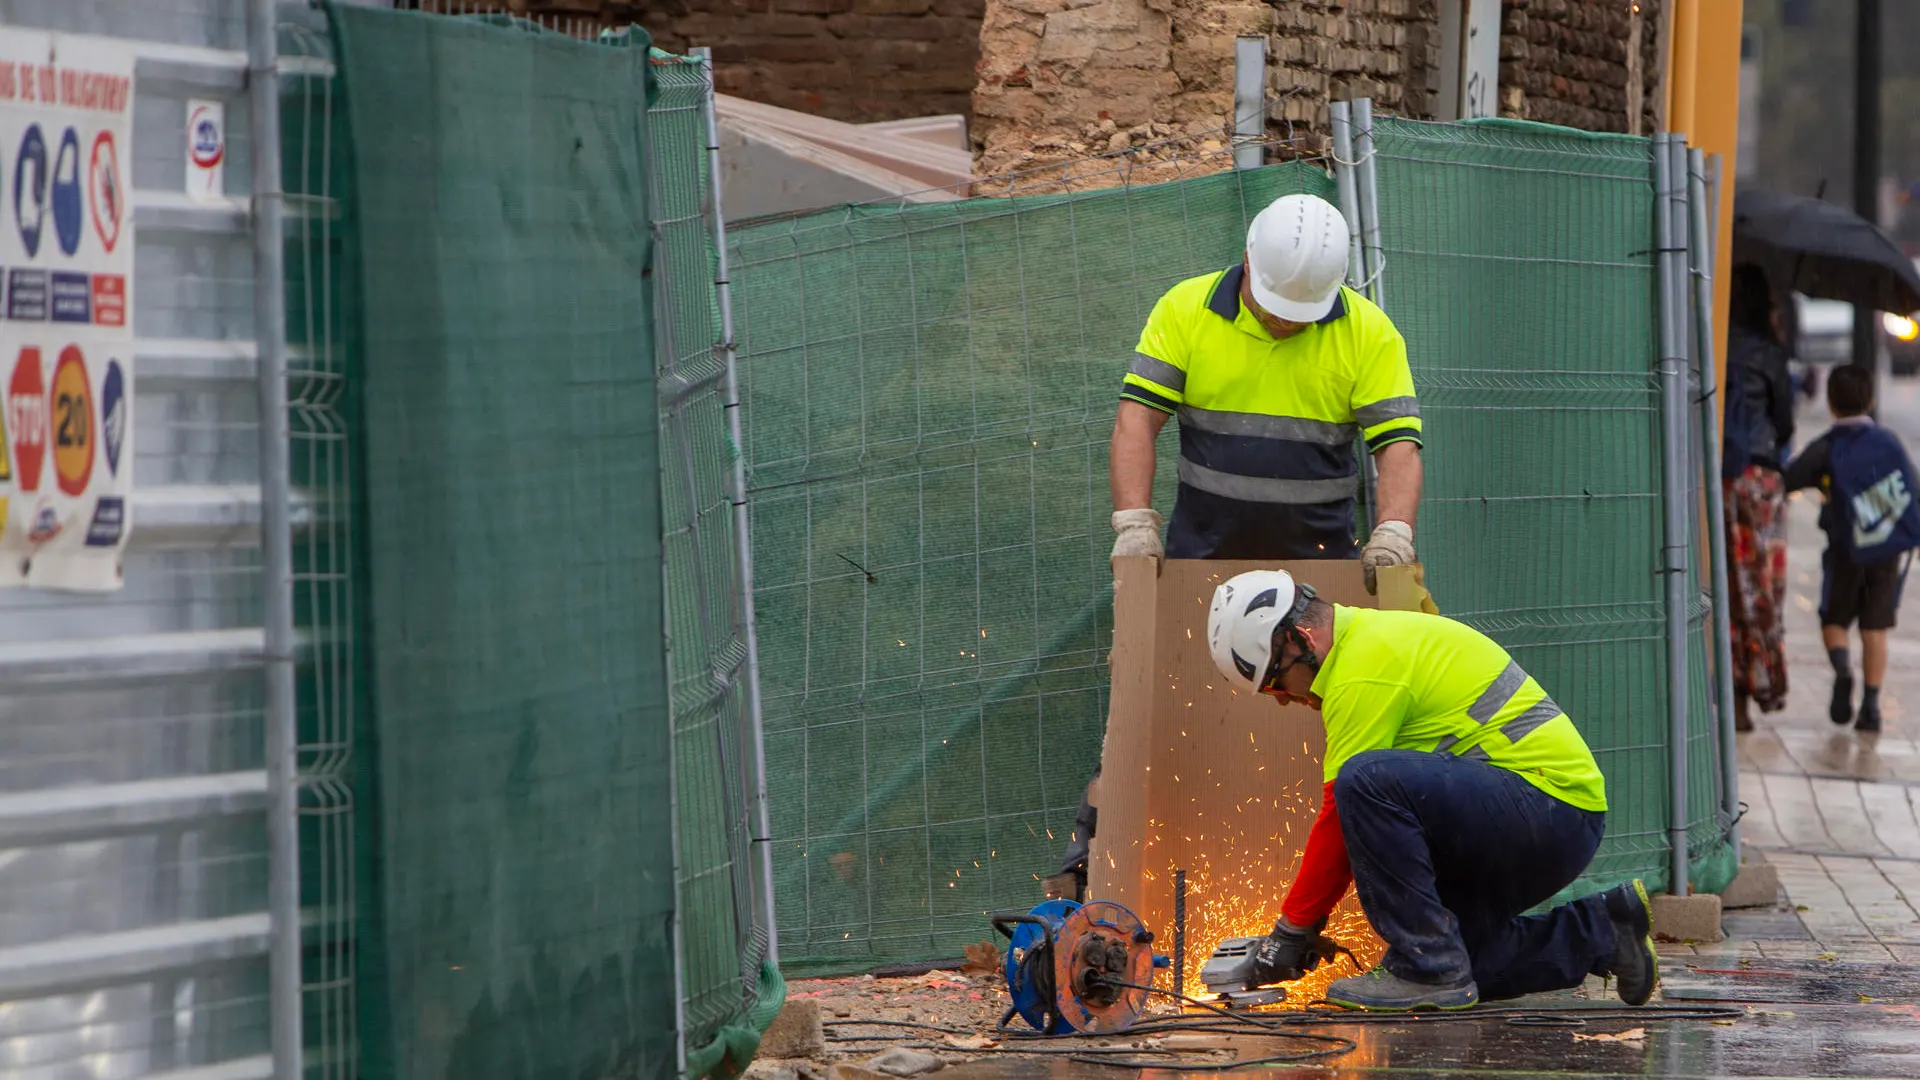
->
xmin=1207 ymin=569 xmax=1315 ymax=694
xmin=1244 ymin=194 xmax=1351 ymax=323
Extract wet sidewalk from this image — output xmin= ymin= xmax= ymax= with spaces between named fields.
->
xmin=1720 ymin=387 xmax=1920 ymax=968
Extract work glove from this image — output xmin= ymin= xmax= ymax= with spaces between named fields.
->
xmin=1110 ymin=509 xmax=1165 ymax=570
xmin=1245 ymin=917 xmax=1328 ymax=988
xmin=1360 ymin=519 xmax=1416 ymax=594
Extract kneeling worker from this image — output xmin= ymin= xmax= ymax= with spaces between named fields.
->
xmin=1205 ymin=569 xmax=1658 ymax=1010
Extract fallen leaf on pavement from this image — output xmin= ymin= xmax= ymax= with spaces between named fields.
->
xmin=908 ymin=971 xmax=971 ymax=991
xmin=1572 ymin=1028 xmax=1646 ymax=1044
xmin=962 ymin=942 xmax=1002 ymax=976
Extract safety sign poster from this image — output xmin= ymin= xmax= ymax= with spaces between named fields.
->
xmin=0 ymin=32 xmax=134 ymax=591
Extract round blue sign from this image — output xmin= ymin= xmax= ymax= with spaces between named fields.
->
xmin=13 ymin=124 xmax=46 ymax=257
xmin=102 ymin=359 xmax=125 ymax=478
xmin=52 ymin=126 xmax=82 ymax=257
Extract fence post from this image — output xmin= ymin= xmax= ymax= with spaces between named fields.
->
xmin=1232 ymin=36 xmax=1265 ymax=171
xmin=1329 ymin=102 xmax=1364 ymax=287
xmin=1689 ymin=147 xmax=1740 ymax=853
xmin=1654 ymin=134 xmax=1693 ymax=896
xmin=692 ymin=46 xmax=780 ymax=969
xmin=1330 ymin=102 xmax=1379 ymax=527
xmin=1351 ymin=98 xmax=1385 ymax=310
xmin=248 ymin=0 xmax=305 ymax=1074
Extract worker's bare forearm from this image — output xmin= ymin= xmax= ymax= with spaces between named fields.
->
xmin=1111 ymin=401 xmax=1169 ymax=510
xmin=1372 ymin=441 xmax=1423 ymax=527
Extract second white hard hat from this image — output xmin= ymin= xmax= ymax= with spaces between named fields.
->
xmin=1207 ymin=568 xmax=1313 ymax=694
xmin=1244 ymin=193 xmax=1351 ymax=323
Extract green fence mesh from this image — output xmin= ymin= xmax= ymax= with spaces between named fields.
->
xmin=730 ymin=164 xmax=1340 ymax=972
xmin=327 ymin=7 xmax=677 ymax=1078
xmin=732 ymin=123 xmax=1735 ymax=972
xmin=1366 ymin=117 xmax=1733 ymax=900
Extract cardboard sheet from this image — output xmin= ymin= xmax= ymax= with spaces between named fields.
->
xmin=1089 ymin=559 xmax=1434 ymax=996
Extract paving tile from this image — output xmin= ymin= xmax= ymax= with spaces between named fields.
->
xmin=1736 ymin=772 xmax=1789 ymax=848
xmin=1810 ymin=779 xmax=1896 ymax=854
xmin=1756 ymin=772 xmax=1840 ymax=850
xmin=1755 ymin=939 xmax=1831 ymax=959
xmin=1859 ymin=784 xmax=1920 ymax=858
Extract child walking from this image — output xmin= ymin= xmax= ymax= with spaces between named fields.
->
xmin=1783 ymin=365 xmax=1920 ymax=732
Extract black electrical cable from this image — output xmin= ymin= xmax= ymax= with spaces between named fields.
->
xmin=1062 ymin=978 xmax=1745 ymax=1069
xmin=823 ymin=979 xmax=1743 ymax=1072
xmin=1057 ymin=978 xmax=1357 ymax=1069
xmin=824 ymin=1019 xmax=976 ymax=1036
xmin=1282 ymin=1002 xmax=1746 ymax=1027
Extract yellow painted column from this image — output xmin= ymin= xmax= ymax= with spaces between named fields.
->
xmin=1670 ymin=0 xmax=1746 ymax=387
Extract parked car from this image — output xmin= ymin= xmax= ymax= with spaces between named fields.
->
xmin=1792 ymin=294 xmax=1920 ymax=376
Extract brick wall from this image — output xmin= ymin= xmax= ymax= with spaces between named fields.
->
xmin=970 ymin=0 xmax=1664 ymax=185
xmin=1499 ymin=0 xmax=1663 ymax=135
xmin=641 ymin=0 xmax=985 ymax=122
xmin=1266 ymin=0 xmax=1439 ymax=134
xmin=409 ymin=0 xmax=983 ymax=123
xmin=972 ymin=0 xmax=1440 ymax=180
xmin=414 ymin=0 xmax=1664 ymax=174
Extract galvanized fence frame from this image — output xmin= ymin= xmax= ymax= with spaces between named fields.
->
xmin=1345 ymin=99 xmax=1739 ymax=897
xmin=270 ymin=9 xmax=775 ymax=1076
xmin=279 ymin=5 xmax=360 ymax=1078
xmin=0 ymin=2 xmax=319 ymax=1078
xmin=645 ymin=46 xmax=779 ymax=1063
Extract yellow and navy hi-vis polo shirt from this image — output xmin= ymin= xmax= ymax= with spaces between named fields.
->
xmin=1120 ymin=265 xmax=1422 ymax=558
xmin=1311 ymin=606 xmax=1608 ymax=812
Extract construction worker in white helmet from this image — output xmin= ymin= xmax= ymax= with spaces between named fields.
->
xmin=1201 ymin=567 xmax=1658 ymax=1011
xmin=1052 ymin=193 xmax=1423 ymax=899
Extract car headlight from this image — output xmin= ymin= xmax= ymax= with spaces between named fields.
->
xmin=1883 ymin=312 xmax=1920 ymax=342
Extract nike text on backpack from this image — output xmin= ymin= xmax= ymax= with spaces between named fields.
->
xmin=1829 ymin=423 xmax=1920 ymax=563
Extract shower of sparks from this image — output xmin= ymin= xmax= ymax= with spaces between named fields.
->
xmin=1133 ymin=768 xmax=1387 ymax=1008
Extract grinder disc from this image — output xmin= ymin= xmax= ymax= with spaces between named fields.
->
xmin=1052 ymin=900 xmax=1154 ymax=1033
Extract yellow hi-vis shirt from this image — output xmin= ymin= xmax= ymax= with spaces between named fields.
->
xmin=1309 ymin=606 xmax=1609 ymax=812
xmin=1120 ymin=267 xmax=1422 ymax=557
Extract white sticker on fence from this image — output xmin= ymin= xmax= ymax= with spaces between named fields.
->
xmin=187 ymin=97 xmax=225 ymax=201
xmin=0 ymin=31 xmax=135 ymax=591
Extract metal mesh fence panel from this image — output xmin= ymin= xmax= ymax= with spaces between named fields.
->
xmin=728 ymin=161 xmax=1341 ymax=971
xmin=324 ymin=7 xmax=676 ymax=1078
xmin=0 ymin=5 xmax=276 ymax=1078
xmin=647 ymin=50 xmax=784 ymax=1067
xmin=282 ymin=7 xmax=359 ymax=1077
xmin=1363 ymin=116 xmax=1732 ymax=897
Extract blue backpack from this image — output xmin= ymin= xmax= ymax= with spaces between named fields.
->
xmin=1828 ymin=422 xmax=1920 ymax=564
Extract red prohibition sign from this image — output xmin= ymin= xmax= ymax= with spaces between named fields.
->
xmin=89 ymin=130 xmax=122 ymax=254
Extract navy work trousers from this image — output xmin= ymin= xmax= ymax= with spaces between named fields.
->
xmin=1334 ymin=749 xmax=1615 ymax=999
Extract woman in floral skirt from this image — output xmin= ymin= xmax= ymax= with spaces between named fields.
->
xmin=1724 ymin=265 xmax=1796 ymax=730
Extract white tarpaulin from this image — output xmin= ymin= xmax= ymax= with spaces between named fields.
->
xmin=0 ymin=31 xmax=134 ymax=591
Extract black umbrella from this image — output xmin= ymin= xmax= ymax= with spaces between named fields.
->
xmin=1731 ymin=190 xmax=1920 ymax=315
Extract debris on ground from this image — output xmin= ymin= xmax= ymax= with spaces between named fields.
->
xmin=864 ymin=1048 xmax=946 ymax=1076
xmin=759 ymin=998 xmax=826 ymax=1059
xmin=959 ymin=940 xmax=1001 ymax=976
xmin=754 ymin=960 xmax=1180 ymax=1072
xmin=1572 ymin=1027 xmax=1648 ymax=1044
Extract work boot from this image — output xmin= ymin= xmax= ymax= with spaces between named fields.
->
xmin=1324 ymin=966 xmax=1478 ymax=1011
xmin=1831 ymin=671 xmax=1855 ymax=726
xmin=1601 ymin=879 xmax=1658 ymax=1006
